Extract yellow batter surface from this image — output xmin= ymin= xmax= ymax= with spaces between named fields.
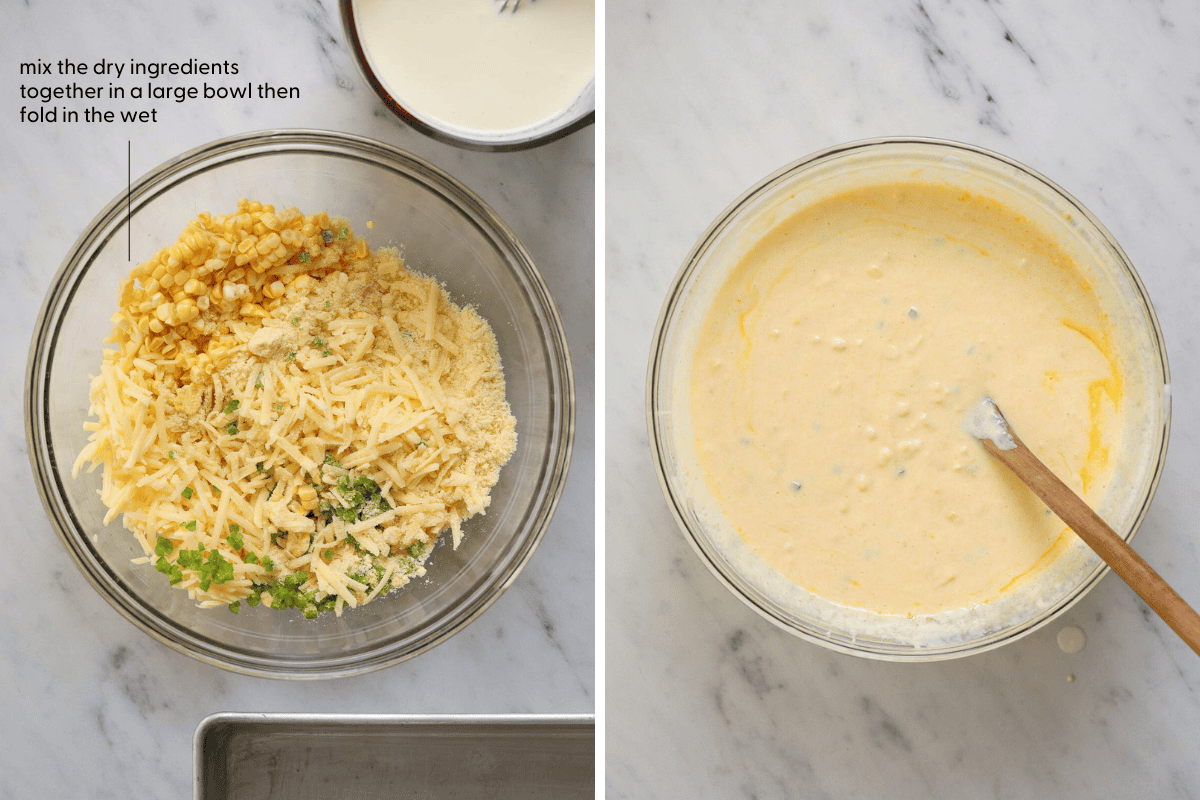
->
xmin=691 ymin=182 xmax=1123 ymax=616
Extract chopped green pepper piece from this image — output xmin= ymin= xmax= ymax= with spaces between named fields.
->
xmin=228 ymin=601 xmax=240 ymax=614
xmin=222 ymin=399 xmax=240 ymax=414
xmin=227 ymin=526 xmax=244 ymax=550
xmin=225 ymin=422 xmax=238 ymax=436
xmin=177 ymin=544 xmax=205 ymax=571
xmin=196 ymin=549 xmax=235 ymax=590
xmin=181 ymin=486 xmax=194 ymax=499
xmin=155 ymin=536 xmax=172 ymax=558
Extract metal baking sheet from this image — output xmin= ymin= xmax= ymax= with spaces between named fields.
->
xmin=194 ymin=712 xmax=594 ymax=800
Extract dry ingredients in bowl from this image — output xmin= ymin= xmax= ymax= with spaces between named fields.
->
xmin=73 ymin=199 xmax=516 ymax=617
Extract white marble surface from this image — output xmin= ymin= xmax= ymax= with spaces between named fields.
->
xmin=4 ymin=1 xmax=593 ymax=796
xmin=607 ymin=2 xmax=1200 ymax=798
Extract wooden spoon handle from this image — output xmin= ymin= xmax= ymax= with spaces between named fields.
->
xmin=981 ymin=430 xmax=1200 ymax=657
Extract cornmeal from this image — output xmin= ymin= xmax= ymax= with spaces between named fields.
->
xmin=691 ymin=182 xmax=1123 ymax=616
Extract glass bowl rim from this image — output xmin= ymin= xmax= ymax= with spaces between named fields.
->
xmin=646 ymin=135 xmax=1172 ymax=661
xmin=26 ymin=128 xmax=576 ymax=678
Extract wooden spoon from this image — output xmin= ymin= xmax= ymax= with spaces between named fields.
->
xmin=971 ymin=397 xmax=1200 ymax=657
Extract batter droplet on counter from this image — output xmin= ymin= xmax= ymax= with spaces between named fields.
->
xmin=1057 ymin=625 xmax=1087 ymax=654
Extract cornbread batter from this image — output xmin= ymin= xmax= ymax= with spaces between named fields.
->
xmin=691 ymin=182 xmax=1123 ymax=616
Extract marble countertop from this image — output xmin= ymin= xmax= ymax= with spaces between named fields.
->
xmin=607 ymin=2 xmax=1200 ymax=798
xmin=4 ymin=1 xmax=593 ymax=796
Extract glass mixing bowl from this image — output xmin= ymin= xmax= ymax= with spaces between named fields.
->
xmin=648 ymin=138 xmax=1170 ymax=661
xmin=27 ymin=130 xmax=574 ymax=678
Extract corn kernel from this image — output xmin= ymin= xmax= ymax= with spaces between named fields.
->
xmin=297 ymin=484 xmax=319 ymax=511
xmin=177 ymin=300 xmax=200 ymax=323
xmin=256 ymin=233 xmax=282 ymax=255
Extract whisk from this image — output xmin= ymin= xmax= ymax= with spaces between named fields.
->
xmin=495 ymin=0 xmax=532 ymax=11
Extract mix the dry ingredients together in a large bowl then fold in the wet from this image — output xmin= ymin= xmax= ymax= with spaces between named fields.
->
xmin=74 ymin=200 xmax=516 ymax=617
xmin=690 ymin=182 xmax=1125 ymax=617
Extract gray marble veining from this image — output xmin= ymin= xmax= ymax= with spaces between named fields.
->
xmin=608 ymin=1 xmax=1200 ymax=798
xmin=4 ymin=1 xmax=594 ymax=796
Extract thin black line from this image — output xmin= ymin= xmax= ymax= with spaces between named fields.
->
xmin=127 ymin=140 xmax=131 ymax=261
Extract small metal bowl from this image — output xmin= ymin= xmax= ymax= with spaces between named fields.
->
xmin=339 ymin=0 xmax=595 ymax=152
